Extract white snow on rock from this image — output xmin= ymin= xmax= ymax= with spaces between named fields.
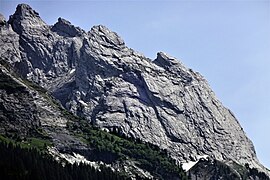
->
xmin=69 ymin=69 xmax=75 ymax=74
xmin=182 ymin=155 xmax=209 ymax=171
xmin=79 ymin=100 xmax=88 ymax=107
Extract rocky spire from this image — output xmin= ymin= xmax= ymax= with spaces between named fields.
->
xmin=8 ymin=4 xmax=47 ymax=34
xmin=12 ymin=4 xmax=39 ymax=18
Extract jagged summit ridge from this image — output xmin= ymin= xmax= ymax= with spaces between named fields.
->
xmin=52 ymin=17 xmax=85 ymax=37
xmin=0 ymin=3 xmax=269 ymax=177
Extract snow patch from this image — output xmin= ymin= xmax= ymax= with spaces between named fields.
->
xmin=182 ymin=161 xmax=197 ymax=171
xmin=182 ymin=155 xmax=209 ymax=171
xmin=79 ymin=100 xmax=88 ymax=106
xmin=69 ymin=69 xmax=75 ymax=74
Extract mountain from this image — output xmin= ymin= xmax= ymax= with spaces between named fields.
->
xmin=0 ymin=4 xmax=269 ymax=179
xmin=0 ymin=48 xmax=186 ymax=179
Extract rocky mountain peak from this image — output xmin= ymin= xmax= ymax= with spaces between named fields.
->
xmin=13 ymin=3 xmax=39 ymax=19
xmin=1 ymin=3 xmax=269 ymax=177
xmin=89 ymin=25 xmax=125 ymax=47
xmin=8 ymin=3 xmax=47 ymax=34
xmin=52 ymin=17 xmax=84 ymax=37
xmin=154 ymin=52 xmax=193 ymax=84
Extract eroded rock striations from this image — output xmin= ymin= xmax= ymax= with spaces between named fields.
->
xmin=1 ymin=3 xmax=269 ymax=177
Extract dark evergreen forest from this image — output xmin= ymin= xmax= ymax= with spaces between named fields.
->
xmin=0 ymin=141 xmax=127 ymax=180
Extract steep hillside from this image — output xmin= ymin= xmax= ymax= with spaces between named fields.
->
xmin=0 ymin=61 xmax=187 ymax=179
xmin=0 ymin=3 xmax=269 ymax=178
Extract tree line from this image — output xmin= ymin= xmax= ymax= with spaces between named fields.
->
xmin=0 ymin=141 xmax=127 ymax=180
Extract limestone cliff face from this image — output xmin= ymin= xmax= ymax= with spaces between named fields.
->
xmin=1 ymin=4 xmax=268 ymax=176
xmin=0 ymin=63 xmax=81 ymax=148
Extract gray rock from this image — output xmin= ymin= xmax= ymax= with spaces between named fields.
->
xmin=52 ymin=17 xmax=84 ymax=37
xmin=1 ymin=3 xmax=269 ymax=177
xmin=6 ymin=4 xmax=84 ymax=90
xmin=0 ymin=13 xmax=6 ymax=26
xmin=0 ymin=63 xmax=161 ymax=179
xmin=0 ymin=14 xmax=21 ymax=65
xmin=0 ymin=64 xmax=68 ymax=135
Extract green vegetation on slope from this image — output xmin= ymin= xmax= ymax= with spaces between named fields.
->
xmin=0 ymin=140 xmax=126 ymax=180
xmin=0 ymin=133 xmax=52 ymax=153
xmin=68 ymin=120 xmax=188 ymax=179
xmin=189 ymin=158 xmax=269 ymax=180
xmin=0 ymin=60 xmax=188 ymax=179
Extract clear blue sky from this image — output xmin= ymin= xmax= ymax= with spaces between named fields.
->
xmin=1 ymin=0 xmax=270 ymax=168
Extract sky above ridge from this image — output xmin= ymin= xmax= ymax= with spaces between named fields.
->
xmin=1 ymin=0 xmax=270 ymax=168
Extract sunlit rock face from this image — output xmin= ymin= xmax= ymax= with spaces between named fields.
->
xmin=1 ymin=3 xmax=269 ymax=176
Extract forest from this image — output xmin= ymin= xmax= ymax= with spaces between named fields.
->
xmin=0 ymin=139 xmax=127 ymax=180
